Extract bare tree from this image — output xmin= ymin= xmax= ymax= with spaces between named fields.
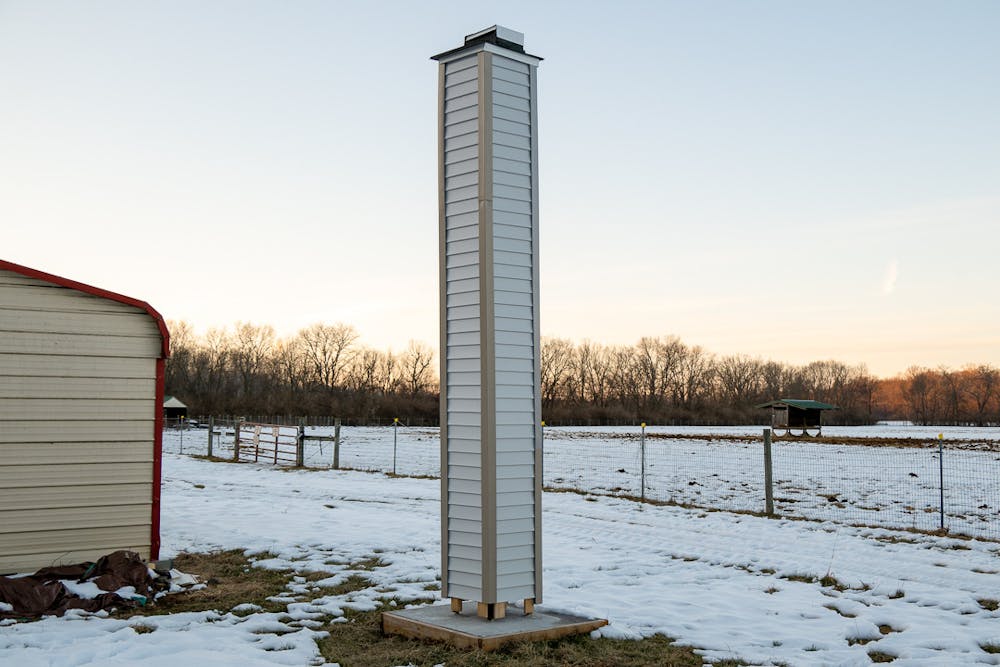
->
xmin=297 ymin=323 xmax=359 ymax=390
xmin=964 ymin=364 xmax=998 ymax=426
xmin=716 ymin=354 xmax=763 ymax=404
xmin=540 ymin=337 xmax=574 ymax=410
xmin=902 ymin=366 xmax=941 ymax=425
xmin=401 ymin=341 xmax=436 ymax=396
xmin=231 ymin=322 xmax=276 ymax=399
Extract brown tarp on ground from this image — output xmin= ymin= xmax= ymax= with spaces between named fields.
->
xmin=0 ymin=550 xmax=155 ymax=619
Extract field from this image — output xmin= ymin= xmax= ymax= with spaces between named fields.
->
xmin=167 ymin=423 xmax=1000 ymax=539
xmin=3 ymin=425 xmax=1000 ymax=666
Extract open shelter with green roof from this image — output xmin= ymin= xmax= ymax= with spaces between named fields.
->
xmin=755 ymin=399 xmax=839 ymax=436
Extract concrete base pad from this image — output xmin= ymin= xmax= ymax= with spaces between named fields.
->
xmin=382 ymin=601 xmax=608 ymax=651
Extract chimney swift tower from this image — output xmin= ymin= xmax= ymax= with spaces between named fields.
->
xmin=432 ymin=26 xmax=543 ymax=620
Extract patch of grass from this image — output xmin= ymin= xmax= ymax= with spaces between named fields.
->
xmin=316 ymin=603 xmax=748 ymax=667
xmin=350 ymin=557 xmax=387 ymax=571
xmin=322 ymin=575 xmax=374 ymax=597
xmin=846 ymin=636 xmax=876 ymax=646
xmin=824 ymin=604 xmax=856 ymax=618
xmin=131 ymin=623 xmax=156 ymax=634
xmin=764 ymin=586 xmax=780 ymax=594
xmin=977 ymin=598 xmax=999 ymax=611
xmin=981 ymin=643 xmax=1000 ymax=654
xmin=868 ymin=649 xmax=897 ymax=662
xmin=122 ymin=550 xmax=293 ymax=617
xmin=888 ymin=589 xmax=905 ymax=599
xmin=782 ymin=573 xmax=817 ymax=584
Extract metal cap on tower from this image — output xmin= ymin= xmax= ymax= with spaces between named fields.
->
xmin=431 ymin=25 xmax=541 ymax=62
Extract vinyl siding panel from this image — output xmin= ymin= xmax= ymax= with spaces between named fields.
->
xmin=447 ymin=412 xmax=481 ymax=427
xmin=447 ymin=501 xmax=480 ymax=519
xmin=497 ymin=584 xmax=535 ymax=601
xmin=447 ymin=385 xmax=480 ymax=400
xmin=0 ymin=268 xmax=161 ymax=574
xmin=449 ymin=557 xmax=482 ymax=576
xmin=446 ymin=225 xmax=478 ymax=243
xmin=448 ymin=583 xmax=482 ymax=601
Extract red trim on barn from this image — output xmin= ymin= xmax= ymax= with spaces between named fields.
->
xmin=0 ymin=259 xmax=170 ymax=359
xmin=1 ymin=258 xmax=171 ymax=562
xmin=151 ymin=358 xmax=165 ymax=560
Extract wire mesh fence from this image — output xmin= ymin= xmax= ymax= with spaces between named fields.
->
xmin=161 ymin=421 xmax=1000 ymax=540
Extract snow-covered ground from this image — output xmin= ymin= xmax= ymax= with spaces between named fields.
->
xmin=164 ymin=424 xmax=1000 ymax=540
xmin=4 ymin=453 xmax=1000 ymax=666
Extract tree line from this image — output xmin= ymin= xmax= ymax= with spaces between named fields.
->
xmin=165 ymin=321 xmax=439 ymax=423
xmin=164 ymin=321 xmax=999 ymax=426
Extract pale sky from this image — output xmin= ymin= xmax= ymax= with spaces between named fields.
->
xmin=2 ymin=1 xmax=998 ymax=376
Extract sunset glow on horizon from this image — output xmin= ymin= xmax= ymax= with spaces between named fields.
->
xmin=2 ymin=1 xmax=997 ymax=378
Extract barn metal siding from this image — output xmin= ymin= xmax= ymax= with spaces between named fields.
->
xmin=0 ymin=268 xmax=162 ymax=574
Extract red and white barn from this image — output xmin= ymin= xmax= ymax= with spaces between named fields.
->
xmin=0 ymin=259 xmax=169 ymax=573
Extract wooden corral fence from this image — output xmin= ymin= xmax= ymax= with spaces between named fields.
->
xmin=234 ymin=422 xmax=302 ymax=466
xmin=229 ymin=420 xmax=343 ymax=468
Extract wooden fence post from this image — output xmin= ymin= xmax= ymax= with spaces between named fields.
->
xmin=333 ymin=418 xmax=341 ymax=470
xmin=296 ymin=418 xmax=305 ymax=467
xmin=764 ymin=428 xmax=774 ymax=517
xmin=233 ymin=421 xmax=241 ymax=462
xmin=207 ymin=415 xmax=214 ymax=458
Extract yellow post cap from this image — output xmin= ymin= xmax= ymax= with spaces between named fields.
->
xmin=938 ymin=433 xmax=943 ymax=440
xmin=641 ymin=422 xmax=646 ymax=428
xmin=540 ymin=421 xmax=546 ymax=427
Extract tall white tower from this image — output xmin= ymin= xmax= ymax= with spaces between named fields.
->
xmin=432 ymin=26 xmax=543 ymax=620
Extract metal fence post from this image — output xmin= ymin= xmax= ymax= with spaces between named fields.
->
xmin=392 ymin=417 xmax=399 ymax=475
xmin=179 ymin=416 xmax=184 ymax=455
xmin=207 ymin=415 xmax=214 ymax=458
xmin=233 ymin=421 xmax=241 ymax=462
xmin=333 ymin=418 xmax=341 ymax=469
xmin=296 ymin=418 xmax=305 ymax=467
xmin=938 ymin=433 xmax=945 ymax=531
xmin=764 ymin=428 xmax=774 ymax=517
xmin=640 ymin=422 xmax=646 ymax=502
